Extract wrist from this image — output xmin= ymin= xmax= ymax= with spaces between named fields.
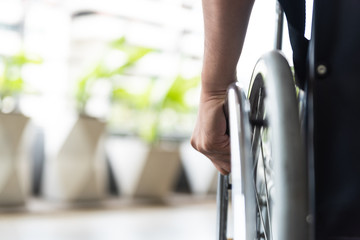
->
xmin=200 ymin=71 xmax=237 ymax=97
xmin=199 ymin=86 xmax=228 ymax=104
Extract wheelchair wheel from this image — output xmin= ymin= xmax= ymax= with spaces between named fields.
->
xmin=221 ymin=50 xmax=310 ymax=240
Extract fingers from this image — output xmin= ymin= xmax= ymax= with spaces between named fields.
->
xmin=214 ymin=163 xmax=231 ymax=175
xmin=191 ymin=135 xmax=231 ymax=174
xmin=209 ymin=152 xmax=231 ymax=174
xmin=191 ymin=92 xmax=231 ymax=175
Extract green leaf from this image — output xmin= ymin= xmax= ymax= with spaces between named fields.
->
xmin=162 ymin=75 xmax=200 ymax=111
xmin=10 ymin=51 xmax=43 ymax=66
xmin=110 ymin=46 xmax=153 ymax=76
xmin=109 ymin=37 xmax=127 ymax=49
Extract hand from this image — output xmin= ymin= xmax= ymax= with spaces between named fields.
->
xmin=191 ymin=91 xmax=231 ymax=175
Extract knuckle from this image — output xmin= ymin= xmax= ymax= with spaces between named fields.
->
xmin=202 ymin=141 xmax=214 ymax=153
xmin=190 ymin=136 xmax=214 ymax=155
xmin=190 ymin=137 xmax=198 ymax=150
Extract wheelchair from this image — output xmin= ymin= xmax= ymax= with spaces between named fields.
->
xmin=216 ymin=0 xmax=360 ymax=239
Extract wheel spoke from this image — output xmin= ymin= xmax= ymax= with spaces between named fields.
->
xmin=251 ymin=128 xmax=271 ymax=240
xmin=250 ymin=84 xmax=274 ymax=240
xmin=260 ymin=137 xmax=273 ymax=240
xmin=253 ymin=174 xmax=269 ymax=240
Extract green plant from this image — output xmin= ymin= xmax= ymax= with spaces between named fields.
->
xmin=74 ymin=37 xmax=200 ymax=142
xmin=0 ymin=51 xmax=42 ymax=112
xmin=75 ymin=37 xmax=153 ymax=115
xmin=111 ymin=74 xmax=200 ymax=143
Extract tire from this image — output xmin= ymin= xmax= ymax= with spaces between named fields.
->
xmin=226 ymin=50 xmax=309 ymax=240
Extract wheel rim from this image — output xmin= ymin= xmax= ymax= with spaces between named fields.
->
xmin=226 ymin=51 xmax=308 ymax=240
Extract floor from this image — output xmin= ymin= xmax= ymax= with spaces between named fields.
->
xmin=0 ymin=195 xmax=217 ymax=240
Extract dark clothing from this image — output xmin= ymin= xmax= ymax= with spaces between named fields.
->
xmin=279 ymin=0 xmax=360 ymax=239
xmin=310 ymin=0 xmax=360 ymax=239
xmin=278 ymin=0 xmax=309 ymax=89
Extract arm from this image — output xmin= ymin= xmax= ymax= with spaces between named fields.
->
xmin=191 ymin=0 xmax=254 ymax=175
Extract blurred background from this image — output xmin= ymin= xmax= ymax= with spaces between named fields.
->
xmin=0 ymin=0 xmax=295 ymax=239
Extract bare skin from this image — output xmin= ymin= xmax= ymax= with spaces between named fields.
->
xmin=191 ymin=0 xmax=255 ymax=175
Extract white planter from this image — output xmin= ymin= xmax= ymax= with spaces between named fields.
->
xmin=106 ymin=137 xmax=181 ymax=199
xmin=0 ymin=113 xmax=32 ymax=206
xmin=42 ymin=116 xmax=108 ymax=202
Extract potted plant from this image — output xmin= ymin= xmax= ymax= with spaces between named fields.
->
xmin=41 ymin=37 xmax=153 ymax=202
xmin=0 ymin=51 xmax=41 ymax=206
xmin=107 ymin=73 xmax=202 ymax=199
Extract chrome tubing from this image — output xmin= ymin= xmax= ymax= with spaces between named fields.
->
xmin=275 ymin=1 xmax=284 ymax=50
xmin=227 ymin=83 xmax=256 ymax=240
xmin=216 ymin=174 xmax=230 ymax=240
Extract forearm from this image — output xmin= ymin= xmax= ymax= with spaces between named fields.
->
xmin=201 ymin=0 xmax=255 ymax=94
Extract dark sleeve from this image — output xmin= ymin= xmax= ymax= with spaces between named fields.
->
xmin=278 ymin=0 xmax=309 ymax=89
